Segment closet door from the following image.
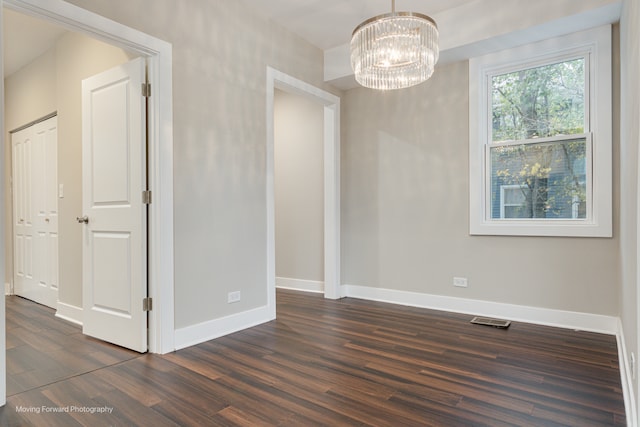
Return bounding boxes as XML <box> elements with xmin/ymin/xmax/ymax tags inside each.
<box><xmin>12</xmin><ymin>116</ymin><xmax>59</xmax><ymax>308</ymax></box>
<box><xmin>12</xmin><ymin>126</ymin><xmax>34</xmax><ymax>299</ymax></box>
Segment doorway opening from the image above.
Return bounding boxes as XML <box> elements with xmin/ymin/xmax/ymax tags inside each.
<box><xmin>0</xmin><ymin>0</ymin><xmax>174</xmax><ymax>405</ymax></box>
<box><xmin>266</xmin><ymin>67</ymin><xmax>341</xmax><ymax>318</ymax></box>
<box><xmin>274</xmin><ymin>89</ymin><xmax>325</xmax><ymax>294</ymax></box>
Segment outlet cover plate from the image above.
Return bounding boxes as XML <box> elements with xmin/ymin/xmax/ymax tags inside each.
<box><xmin>228</xmin><ymin>291</ymin><xmax>241</xmax><ymax>303</ymax></box>
<box><xmin>453</xmin><ymin>277</ymin><xmax>468</xmax><ymax>288</ymax></box>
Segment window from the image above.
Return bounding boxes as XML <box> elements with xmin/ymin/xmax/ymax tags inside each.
<box><xmin>499</xmin><ymin>185</ymin><xmax>527</xmax><ymax>219</ymax></box>
<box><xmin>469</xmin><ymin>25</ymin><xmax>612</xmax><ymax>237</ymax></box>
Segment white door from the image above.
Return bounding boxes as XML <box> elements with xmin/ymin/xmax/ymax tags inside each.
<box><xmin>12</xmin><ymin>116</ymin><xmax>59</xmax><ymax>308</ymax></box>
<box><xmin>12</xmin><ymin>126</ymin><xmax>35</xmax><ymax>300</ymax></box>
<box><xmin>81</xmin><ymin>57</ymin><xmax>148</xmax><ymax>352</ymax></box>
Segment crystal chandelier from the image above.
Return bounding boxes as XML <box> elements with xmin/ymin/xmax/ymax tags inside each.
<box><xmin>350</xmin><ymin>0</ymin><xmax>439</xmax><ymax>90</ymax></box>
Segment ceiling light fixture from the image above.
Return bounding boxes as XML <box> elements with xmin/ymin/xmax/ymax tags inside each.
<box><xmin>350</xmin><ymin>0</ymin><xmax>439</xmax><ymax>90</ymax></box>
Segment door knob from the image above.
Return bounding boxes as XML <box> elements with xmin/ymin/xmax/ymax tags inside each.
<box><xmin>76</xmin><ymin>216</ymin><xmax>89</xmax><ymax>224</ymax></box>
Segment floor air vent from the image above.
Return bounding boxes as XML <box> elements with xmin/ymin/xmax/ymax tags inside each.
<box><xmin>470</xmin><ymin>316</ymin><xmax>511</xmax><ymax>328</ymax></box>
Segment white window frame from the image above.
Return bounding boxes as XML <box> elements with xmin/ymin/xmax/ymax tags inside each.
<box><xmin>469</xmin><ymin>25</ymin><xmax>612</xmax><ymax>237</ymax></box>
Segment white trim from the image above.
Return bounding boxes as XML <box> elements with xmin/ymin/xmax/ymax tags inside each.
<box><xmin>1</xmin><ymin>0</ymin><xmax>175</xmax><ymax>355</ymax></box>
<box><xmin>174</xmin><ymin>305</ymin><xmax>271</xmax><ymax>351</ymax></box>
<box><xmin>342</xmin><ymin>284</ymin><xmax>619</xmax><ymax>335</ymax></box>
<box><xmin>266</xmin><ymin>66</ymin><xmax>341</xmax><ymax>317</ymax></box>
<box><xmin>276</xmin><ymin>277</ymin><xmax>324</xmax><ymax>293</ymax></box>
<box><xmin>4</xmin><ymin>283</ymin><xmax>11</xmax><ymax>296</ymax></box>
<box><xmin>469</xmin><ymin>25</ymin><xmax>612</xmax><ymax>237</ymax></box>
<box><xmin>617</xmin><ymin>320</ymin><xmax>638</xmax><ymax>427</ymax></box>
<box><xmin>55</xmin><ymin>302</ymin><xmax>83</xmax><ymax>326</ymax></box>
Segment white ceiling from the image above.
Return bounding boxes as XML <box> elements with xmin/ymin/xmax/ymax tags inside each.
<box><xmin>239</xmin><ymin>0</ymin><xmax>476</xmax><ymax>50</ymax></box>
<box><xmin>3</xmin><ymin>0</ymin><xmax>622</xmax><ymax>87</ymax></box>
<box><xmin>1</xmin><ymin>0</ymin><xmax>474</xmax><ymax>79</ymax></box>
<box><xmin>2</xmin><ymin>8</ymin><xmax>68</xmax><ymax>77</ymax></box>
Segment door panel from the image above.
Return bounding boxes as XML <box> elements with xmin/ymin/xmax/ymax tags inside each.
<box><xmin>33</xmin><ymin>119</ymin><xmax>59</xmax><ymax>308</ymax></box>
<box><xmin>92</xmin><ymin>232</ymin><xmax>132</xmax><ymax>314</ymax></box>
<box><xmin>12</xmin><ymin>128</ymin><xmax>32</xmax><ymax>294</ymax></box>
<box><xmin>91</xmin><ymin>80</ymin><xmax>131</xmax><ymax>205</ymax></box>
<box><xmin>81</xmin><ymin>57</ymin><xmax>147</xmax><ymax>353</ymax></box>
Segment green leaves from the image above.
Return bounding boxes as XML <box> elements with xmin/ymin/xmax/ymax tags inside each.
<box><xmin>491</xmin><ymin>58</ymin><xmax>585</xmax><ymax>142</ymax></box>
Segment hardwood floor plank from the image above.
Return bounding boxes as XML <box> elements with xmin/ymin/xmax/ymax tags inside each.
<box><xmin>119</xmin><ymin>358</ymin><xmax>230</xmax><ymax>415</ymax></box>
<box><xmin>530</xmin><ymin>402</ymin><xmax>622</xmax><ymax>427</ymax></box>
<box><xmin>65</xmin><ymin>374</ymin><xmax>118</xmax><ymax>400</ymax></box>
<box><xmin>151</xmin><ymin>398</ymin><xmax>229</xmax><ymax>427</ymax></box>
<box><xmin>162</xmin><ymin>345</ymin><xmax>233</xmax><ymax>380</ymax></box>
<box><xmin>91</xmin><ymin>363</ymin><xmax>168</xmax><ymax>408</ymax></box>
<box><xmin>91</xmin><ymin>389</ymin><xmax>180</xmax><ymax>427</ymax></box>
<box><xmin>389</xmin><ymin>390</ymin><xmax>517</xmax><ymax>427</ymax></box>
<box><xmin>217</xmin><ymin>405</ymin><xmax>281</xmax><ymax>427</ymax></box>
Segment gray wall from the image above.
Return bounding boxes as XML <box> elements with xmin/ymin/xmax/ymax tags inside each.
<box><xmin>620</xmin><ymin>0</ymin><xmax>640</xmax><ymax>409</ymax></box>
<box><xmin>274</xmin><ymin>89</ymin><xmax>324</xmax><ymax>283</ymax></box>
<box><xmin>64</xmin><ymin>0</ymin><xmax>335</xmax><ymax>329</ymax></box>
<box><xmin>341</xmin><ymin>56</ymin><xmax>620</xmax><ymax>316</ymax></box>
<box><xmin>4</xmin><ymin>31</ymin><xmax>134</xmax><ymax>309</ymax></box>
<box><xmin>58</xmin><ymin>1</ymin><xmax>627</xmax><ymax>340</ymax></box>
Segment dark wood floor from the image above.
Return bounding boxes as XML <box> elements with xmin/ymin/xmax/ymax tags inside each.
<box><xmin>0</xmin><ymin>290</ymin><xmax>626</xmax><ymax>426</ymax></box>
<box><xmin>4</xmin><ymin>296</ymin><xmax>139</xmax><ymax>397</ymax></box>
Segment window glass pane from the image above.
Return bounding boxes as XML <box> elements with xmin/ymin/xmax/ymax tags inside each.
<box><xmin>490</xmin><ymin>138</ymin><xmax>587</xmax><ymax>219</ymax></box>
<box><xmin>492</xmin><ymin>58</ymin><xmax>585</xmax><ymax>142</ymax></box>
<box><xmin>504</xmin><ymin>205</ymin><xmax>529</xmax><ymax>219</ymax></box>
<box><xmin>503</xmin><ymin>187</ymin><xmax>525</xmax><ymax>205</ymax></box>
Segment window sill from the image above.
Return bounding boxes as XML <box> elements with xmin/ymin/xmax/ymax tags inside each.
<box><xmin>470</xmin><ymin>219</ymin><xmax>612</xmax><ymax>238</ymax></box>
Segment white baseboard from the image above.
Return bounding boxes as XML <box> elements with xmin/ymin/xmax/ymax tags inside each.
<box><xmin>341</xmin><ymin>284</ymin><xmax>619</xmax><ymax>335</ymax></box>
<box><xmin>174</xmin><ymin>305</ymin><xmax>273</xmax><ymax>350</ymax></box>
<box><xmin>5</xmin><ymin>282</ymin><xmax>12</xmax><ymax>296</ymax></box>
<box><xmin>617</xmin><ymin>320</ymin><xmax>638</xmax><ymax>427</ymax></box>
<box><xmin>276</xmin><ymin>277</ymin><xmax>324</xmax><ymax>293</ymax></box>
<box><xmin>55</xmin><ymin>302</ymin><xmax>83</xmax><ymax>326</ymax></box>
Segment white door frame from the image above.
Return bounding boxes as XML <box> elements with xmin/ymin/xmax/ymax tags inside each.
<box><xmin>0</xmin><ymin>0</ymin><xmax>174</xmax><ymax>368</ymax></box>
<box><xmin>266</xmin><ymin>67</ymin><xmax>341</xmax><ymax>318</ymax></box>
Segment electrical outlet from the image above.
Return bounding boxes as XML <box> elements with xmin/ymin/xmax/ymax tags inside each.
<box><xmin>227</xmin><ymin>291</ymin><xmax>241</xmax><ymax>303</ymax></box>
<box><xmin>632</xmin><ymin>352</ymin><xmax>636</xmax><ymax>380</ymax></box>
<box><xmin>453</xmin><ymin>277</ymin><xmax>468</xmax><ymax>288</ymax></box>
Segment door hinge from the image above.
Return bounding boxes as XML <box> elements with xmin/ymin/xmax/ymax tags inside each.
<box><xmin>143</xmin><ymin>297</ymin><xmax>153</xmax><ymax>312</ymax></box>
<box><xmin>142</xmin><ymin>190</ymin><xmax>152</xmax><ymax>205</ymax></box>
<box><xmin>141</xmin><ymin>82</ymin><xmax>151</xmax><ymax>97</ymax></box>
